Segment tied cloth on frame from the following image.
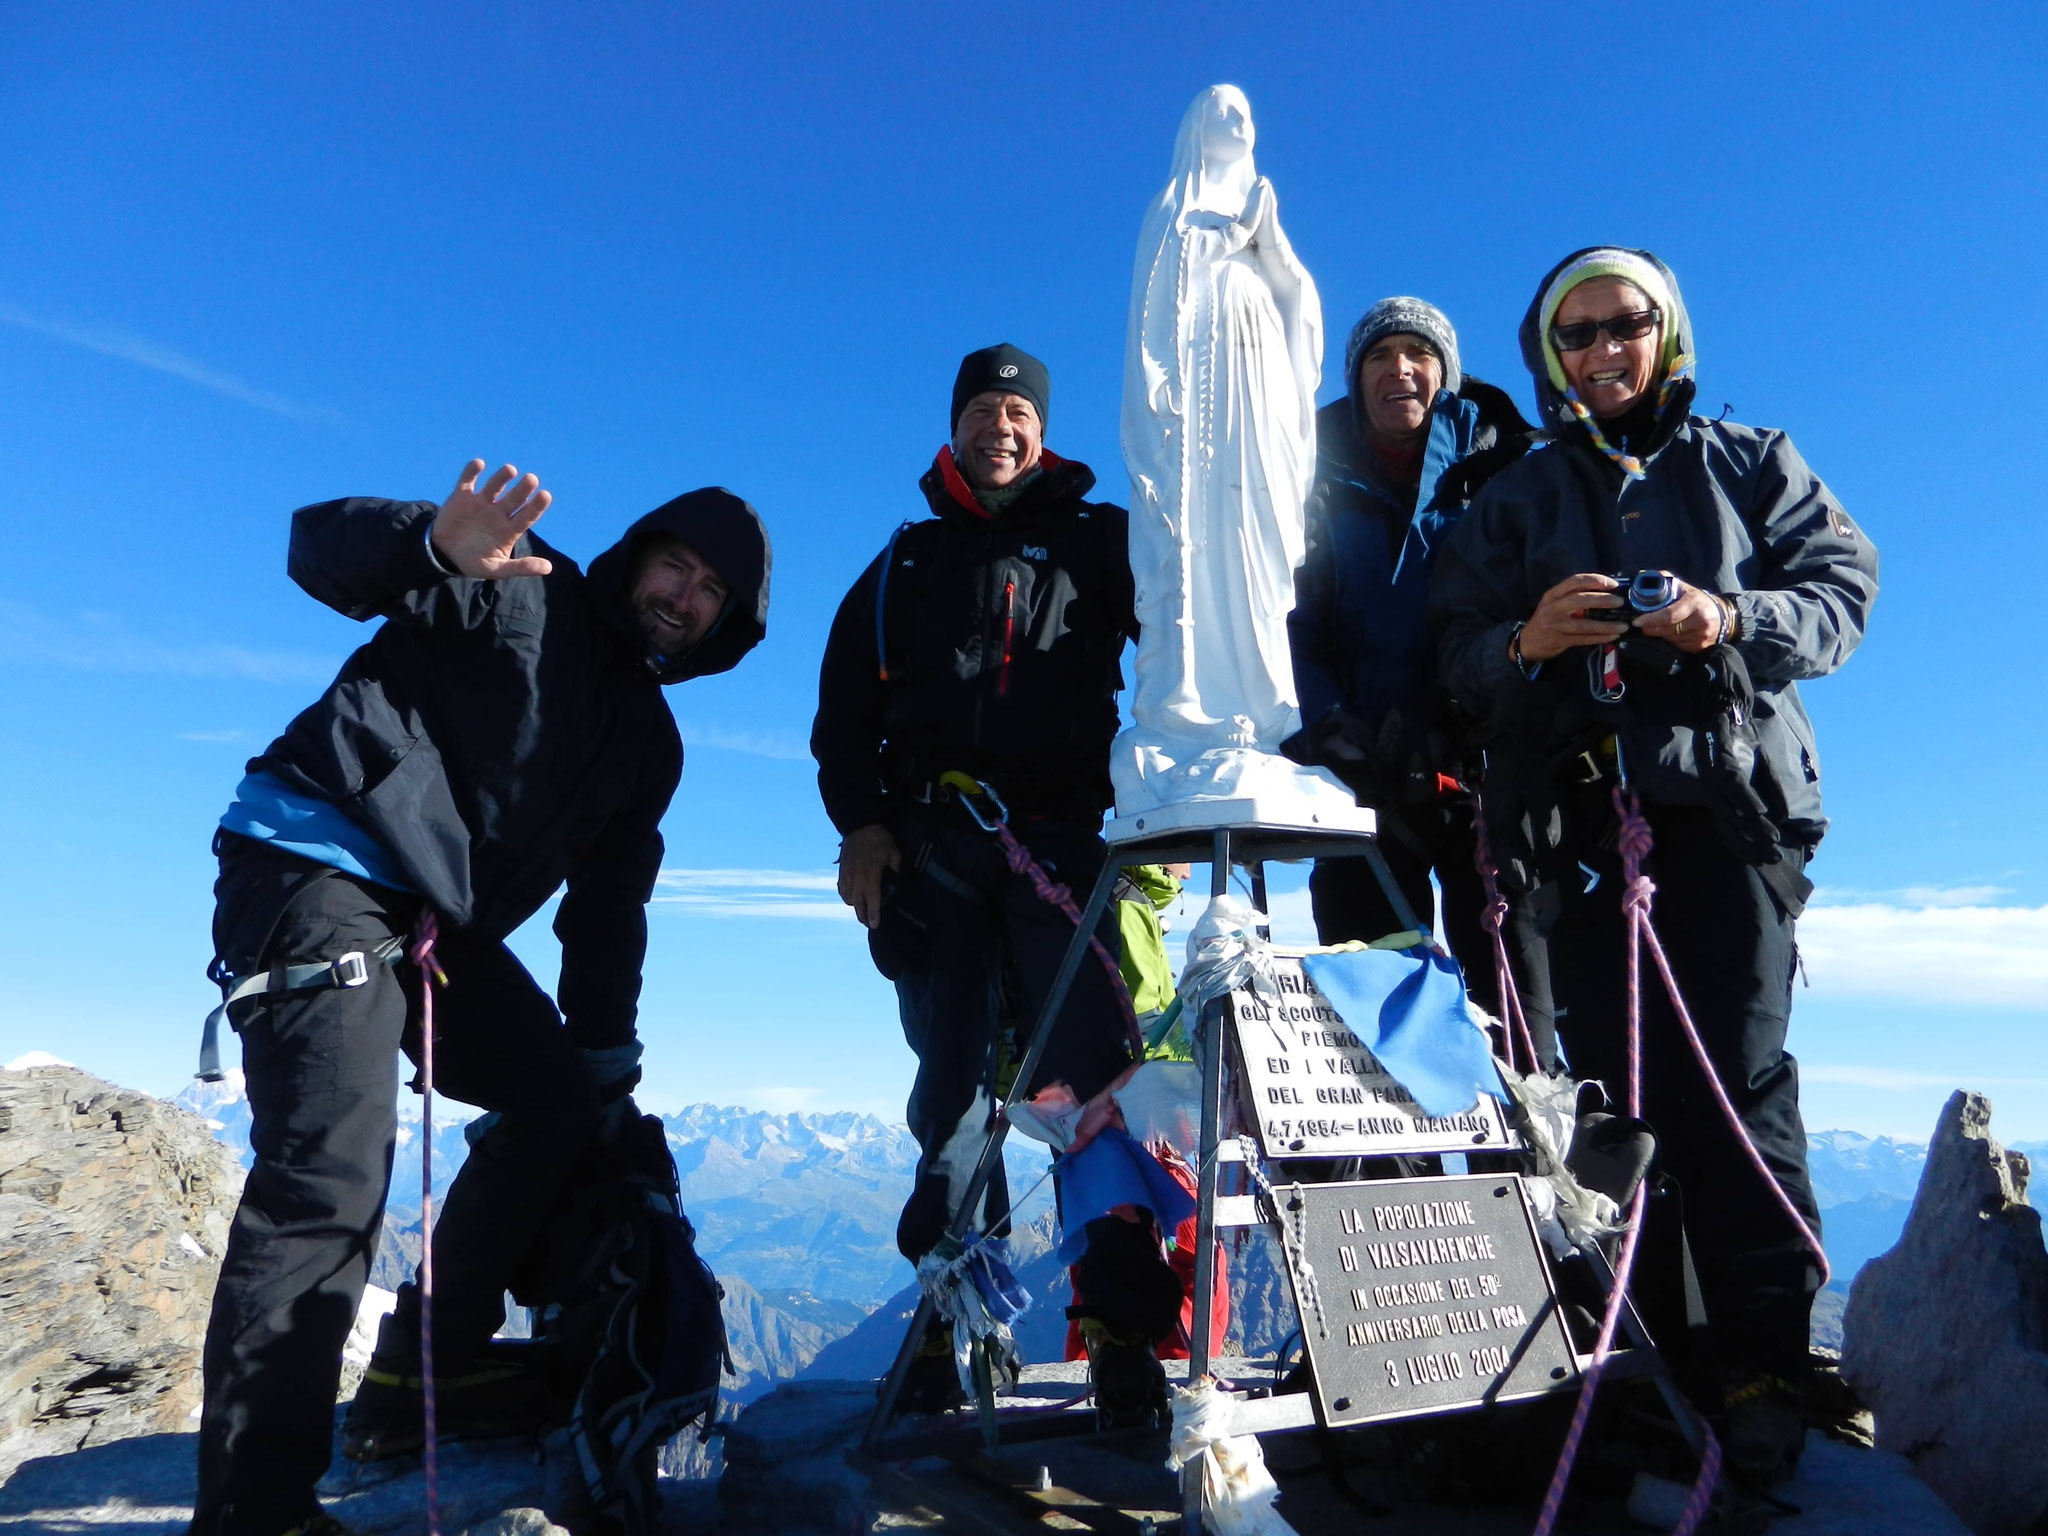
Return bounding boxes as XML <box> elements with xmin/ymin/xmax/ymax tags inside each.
<box><xmin>1299</xmin><ymin>947</ymin><xmax>1501</xmax><ymax>1119</ymax></box>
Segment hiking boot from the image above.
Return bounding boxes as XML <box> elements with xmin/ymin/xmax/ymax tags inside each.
<box><xmin>277</xmin><ymin>1514</ymin><xmax>356</xmax><ymax>1536</ymax></box>
<box><xmin>885</xmin><ymin>1320</ymin><xmax>966</xmax><ymax>1417</ymax></box>
<box><xmin>341</xmin><ymin>1352</ymin><xmax>553</xmax><ymax>1461</ymax></box>
<box><xmin>1719</xmin><ymin>1368</ymin><xmax>1807</xmax><ymax>1490</ymax></box>
<box><xmin>1080</xmin><ymin>1319</ymin><xmax>1167</xmax><ymax>1431</ymax></box>
<box><xmin>187</xmin><ymin>1507</ymin><xmax>355</xmax><ymax>1536</ymax></box>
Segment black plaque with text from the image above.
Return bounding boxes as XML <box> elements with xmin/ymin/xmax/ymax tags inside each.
<box><xmin>1282</xmin><ymin>1174</ymin><xmax>1579</xmax><ymax>1427</ymax></box>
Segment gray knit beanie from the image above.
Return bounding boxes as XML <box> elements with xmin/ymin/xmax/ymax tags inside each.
<box><xmin>1344</xmin><ymin>296</ymin><xmax>1462</xmax><ymax>398</ymax></box>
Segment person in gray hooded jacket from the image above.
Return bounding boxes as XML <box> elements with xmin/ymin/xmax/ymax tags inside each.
<box><xmin>1431</xmin><ymin>247</ymin><xmax>1877</xmax><ymax>1485</ymax></box>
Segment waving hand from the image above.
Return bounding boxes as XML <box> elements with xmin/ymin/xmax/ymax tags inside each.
<box><xmin>429</xmin><ymin>459</ymin><xmax>555</xmax><ymax>579</ymax></box>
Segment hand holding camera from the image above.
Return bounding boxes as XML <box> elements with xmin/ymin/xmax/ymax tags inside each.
<box><xmin>1516</xmin><ymin>569</ymin><xmax>1727</xmax><ymax>665</ymax></box>
<box><xmin>1619</xmin><ymin>570</ymin><xmax>1729</xmax><ymax>655</ymax></box>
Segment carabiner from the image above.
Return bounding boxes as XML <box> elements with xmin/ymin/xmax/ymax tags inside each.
<box><xmin>937</xmin><ymin>770</ymin><xmax>1009</xmax><ymax>832</ymax></box>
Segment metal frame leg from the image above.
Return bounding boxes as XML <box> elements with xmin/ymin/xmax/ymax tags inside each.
<box><xmin>1360</xmin><ymin>835</ymin><xmax>1428</xmax><ymax>938</ymax></box>
<box><xmin>1181</xmin><ymin>830</ymin><xmax>1233</xmax><ymax>1528</ymax></box>
<box><xmin>863</xmin><ymin>855</ymin><xmax>1125</xmax><ymax>1451</ymax></box>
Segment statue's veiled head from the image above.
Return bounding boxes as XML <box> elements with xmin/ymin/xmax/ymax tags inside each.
<box><xmin>1169</xmin><ymin>84</ymin><xmax>1257</xmax><ymax>217</ymax></box>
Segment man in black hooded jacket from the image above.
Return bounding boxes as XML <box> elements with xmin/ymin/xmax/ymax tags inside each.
<box><xmin>192</xmin><ymin>460</ymin><xmax>770</xmax><ymax>1536</ymax></box>
<box><xmin>813</xmin><ymin>347</ymin><xmax>1180</xmax><ymax>1423</ymax></box>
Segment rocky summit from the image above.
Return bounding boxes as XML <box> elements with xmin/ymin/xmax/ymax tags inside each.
<box><xmin>0</xmin><ymin>1061</ymin><xmax>245</xmax><ymax>1481</ymax></box>
<box><xmin>1843</xmin><ymin>1090</ymin><xmax>2048</xmax><ymax>1536</ymax></box>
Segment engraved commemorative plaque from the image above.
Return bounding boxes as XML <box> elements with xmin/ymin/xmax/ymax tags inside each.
<box><xmin>1281</xmin><ymin>1174</ymin><xmax>1579</xmax><ymax>1427</ymax></box>
<box><xmin>1231</xmin><ymin>953</ymin><xmax>1515</xmax><ymax>1159</ymax></box>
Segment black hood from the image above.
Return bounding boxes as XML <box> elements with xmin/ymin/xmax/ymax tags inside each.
<box><xmin>1517</xmin><ymin>246</ymin><xmax>1697</xmax><ymax>442</ymax></box>
<box><xmin>586</xmin><ymin>487</ymin><xmax>771</xmax><ymax>684</ymax></box>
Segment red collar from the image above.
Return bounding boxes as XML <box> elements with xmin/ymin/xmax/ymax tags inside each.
<box><xmin>934</xmin><ymin>445</ymin><xmax>1064</xmax><ymax>517</ymax></box>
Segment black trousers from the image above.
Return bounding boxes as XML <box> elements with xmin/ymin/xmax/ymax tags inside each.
<box><xmin>884</xmin><ymin>811</ymin><xmax>1133</xmax><ymax>1263</ymax></box>
<box><xmin>1549</xmin><ymin>805</ymin><xmax>1821</xmax><ymax>1375</ymax></box>
<box><xmin>1309</xmin><ymin>798</ymin><xmax>1559</xmax><ymax>1072</ymax></box>
<box><xmin>194</xmin><ymin>835</ymin><xmax>600</xmax><ymax>1535</ymax></box>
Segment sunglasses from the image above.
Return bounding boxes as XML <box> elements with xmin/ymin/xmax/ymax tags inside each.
<box><xmin>1550</xmin><ymin>308</ymin><xmax>1662</xmax><ymax>353</ymax></box>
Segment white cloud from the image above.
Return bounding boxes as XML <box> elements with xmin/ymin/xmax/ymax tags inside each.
<box><xmin>5</xmin><ymin>1050</ymin><xmax>75</xmax><ymax>1070</ymax></box>
<box><xmin>1166</xmin><ymin>877</ymin><xmax>2048</xmax><ymax>1013</ymax></box>
<box><xmin>0</xmin><ymin>602</ymin><xmax>340</xmax><ymax>687</ymax></box>
<box><xmin>1801</xmin><ymin>1064</ymin><xmax>2048</xmax><ymax>1091</ymax></box>
<box><xmin>1813</xmin><ymin>883</ymin><xmax>2015</xmax><ymax>909</ymax></box>
<box><xmin>1795</xmin><ymin>900</ymin><xmax>2048</xmax><ymax>1010</ymax></box>
<box><xmin>651</xmin><ymin>867</ymin><xmax>848</xmax><ymax>920</ymax></box>
<box><xmin>678</xmin><ymin>723</ymin><xmax>810</xmax><ymax>761</ymax></box>
<box><xmin>656</xmin><ymin>869</ymin><xmax>838</xmax><ymax>891</ymax></box>
<box><xmin>0</xmin><ymin>299</ymin><xmax>348</xmax><ymax>428</ymax></box>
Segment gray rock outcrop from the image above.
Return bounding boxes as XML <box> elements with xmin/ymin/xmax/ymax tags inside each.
<box><xmin>716</xmin><ymin>1379</ymin><xmax>881</xmax><ymax>1533</ymax></box>
<box><xmin>0</xmin><ymin>1063</ymin><xmax>245</xmax><ymax>1480</ymax></box>
<box><xmin>1842</xmin><ymin>1090</ymin><xmax>2048</xmax><ymax>1536</ymax></box>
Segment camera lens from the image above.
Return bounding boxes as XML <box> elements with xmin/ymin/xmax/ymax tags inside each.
<box><xmin>1628</xmin><ymin>570</ymin><xmax>1678</xmax><ymax>613</ymax></box>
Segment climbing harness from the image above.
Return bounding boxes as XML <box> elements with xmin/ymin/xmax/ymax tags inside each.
<box><xmin>197</xmin><ymin>936</ymin><xmax>405</xmax><ymax>1082</ymax></box>
<box><xmin>410</xmin><ymin>911</ymin><xmax>449</xmax><ymax>1536</ymax></box>
<box><xmin>936</xmin><ymin>771</ymin><xmax>1144</xmax><ymax>1057</ymax></box>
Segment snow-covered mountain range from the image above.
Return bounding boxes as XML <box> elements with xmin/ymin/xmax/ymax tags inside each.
<box><xmin>164</xmin><ymin>1071</ymin><xmax>1060</xmax><ymax>1400</ymax></box>
<box><xmin>128</xmin><ymin>1061</ymin><xmax>2048</xmax><ymax>1393</ymax></box>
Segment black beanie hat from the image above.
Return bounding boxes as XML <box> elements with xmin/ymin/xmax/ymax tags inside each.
<box><xmin>951</xmin><ymin>343</ymin><xmax>1050</xmax><ymax>433</ymax></box>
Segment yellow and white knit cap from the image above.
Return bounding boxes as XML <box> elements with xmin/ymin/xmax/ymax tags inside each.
<box><xmin>1536</xmin><ymin>249</ymin><xmax>1680</xmax><ymax>393</ymax></box>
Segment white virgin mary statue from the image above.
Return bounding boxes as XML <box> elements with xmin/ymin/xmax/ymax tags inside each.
<box><xmin>1109</xmin><ymin>85</ymin><xmax>1366</xmax><ymax>834</ymax></box>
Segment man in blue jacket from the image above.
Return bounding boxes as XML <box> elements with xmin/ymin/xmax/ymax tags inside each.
<box><xmin>192</xmin><ymin>461</ymin><xmax>770</xmax><ymax>1536</ymax></box>
<box><xmin>1287</xmin><ymin>298</ymin><xmax>1554</xmax><ymax>1064</ymax></box>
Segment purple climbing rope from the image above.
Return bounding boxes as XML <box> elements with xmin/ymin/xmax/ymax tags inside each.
<box><xmin>1531</xmin><ymin>776</ymin><xmax>1858</xmax><ymax>1534</ymax></box>
<box><xmin>1610</xmin><ymin>787</ymin><xmax>1831</xmax><ymax>1288</ymax></box>
<box><xmin>1469</xmin><ymin>796</ymin><xmax>1543</xmax><ymax>1075</ymax></box>
<box><xmin>988</xmin><ymin>819</ymin><xmax>1145</xmax><ymax>1059</ymax></box>
<box><xmin>938</xmin><ymin>771</ymin><xmax>1142</xmax><ymax>1059</ymax></box>
<box><xmin>1528</xmin><ymin>790</ymin><xmax>1725</xmax><ymax>1536</ymax></box>
<box><xmin>409</xmin><ymin>911</ymin><xmax>449</xmax><ymax>1536</ymax></box>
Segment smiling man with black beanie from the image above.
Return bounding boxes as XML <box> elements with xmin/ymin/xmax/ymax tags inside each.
<box><xmin>813</xmin><ymin>346</ymin><xmax>1192</xmax><ymax>1427</ymax></box>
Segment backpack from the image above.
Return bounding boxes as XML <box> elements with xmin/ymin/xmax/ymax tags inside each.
<box><xmin>509</xmin><ymin>1111</ymin><xmax>732</xmax><ymax>1535</ymax></box>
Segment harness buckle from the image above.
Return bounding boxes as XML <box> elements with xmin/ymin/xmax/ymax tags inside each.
<box><xmin>938</xmin><ymin>771</ymin><xmax>1009</xmax><ymax>832</ymax></box>
<box><xmin>332</xmin><ymin>951</ymin><xmax>370</xmax><ymax>989</ymax></box>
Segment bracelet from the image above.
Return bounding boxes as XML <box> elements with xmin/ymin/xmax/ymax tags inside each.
<box><xmin>1714</xmin><ymin>594</ymin><xmax>1740</xmax><ymax>645</ymax></box>
<box><xmin>423</xmin><ymin>519</ymin><xmax>459</xmax><ymax>577</ymax></box>
<box><xmin>1508</xmin><ymin>621</ymin><xmax>1544</xmax><ymax>681</ymax></box>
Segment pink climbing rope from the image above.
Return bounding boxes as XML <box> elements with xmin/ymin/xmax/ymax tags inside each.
<box><xmin>1529</xmin><ymin>786</ymin><xmax>1723</xmax><ymax>1536</ymax></box>
<box><xmin>1611</xmin><ymin>787</ymin><xmax>1830</xmax><ymax>1288</ymax></box>
<box><xmin>410</xmin><ymin>911</ymin><xmax>449</xmax><ymax>1536</ymax></box>
<box><xmin>986</xmin><ymin>820</ymin><xmax>1145</xmax><ymax>1059</ymax></box>
<box><xmin>1530</xmin><ymin>778</ymin><xmax>1846</xmax><ymax>1534</ymax></box>
<box><xmin>1469</xmin><ymin>797</ymin><xmax>1543</xmax><ymax>1075</ymax></box>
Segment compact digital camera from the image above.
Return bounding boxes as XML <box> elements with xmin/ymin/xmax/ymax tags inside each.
<box><xmin>1610</xmin><ymin>568</ymin><xmax>1680</xmax><ymax>617</ymax></box>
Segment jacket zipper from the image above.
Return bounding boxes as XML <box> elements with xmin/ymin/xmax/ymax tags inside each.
<box><xmin>997</xmin><ymin>579</ymin><xmax>1015</xmax><ymax>698</ymax></box>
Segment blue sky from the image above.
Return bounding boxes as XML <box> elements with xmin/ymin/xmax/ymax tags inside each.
<box><xmin>2</xmin><ymin>2</ymin><xmax>2043</xmax><ymax>1141</ymax></box>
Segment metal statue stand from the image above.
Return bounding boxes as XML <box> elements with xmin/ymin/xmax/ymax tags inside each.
<box><xmin>852</xmin><ymin>815</ymin><xmax>1699</xmax><ymax>1534</ymax></box>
